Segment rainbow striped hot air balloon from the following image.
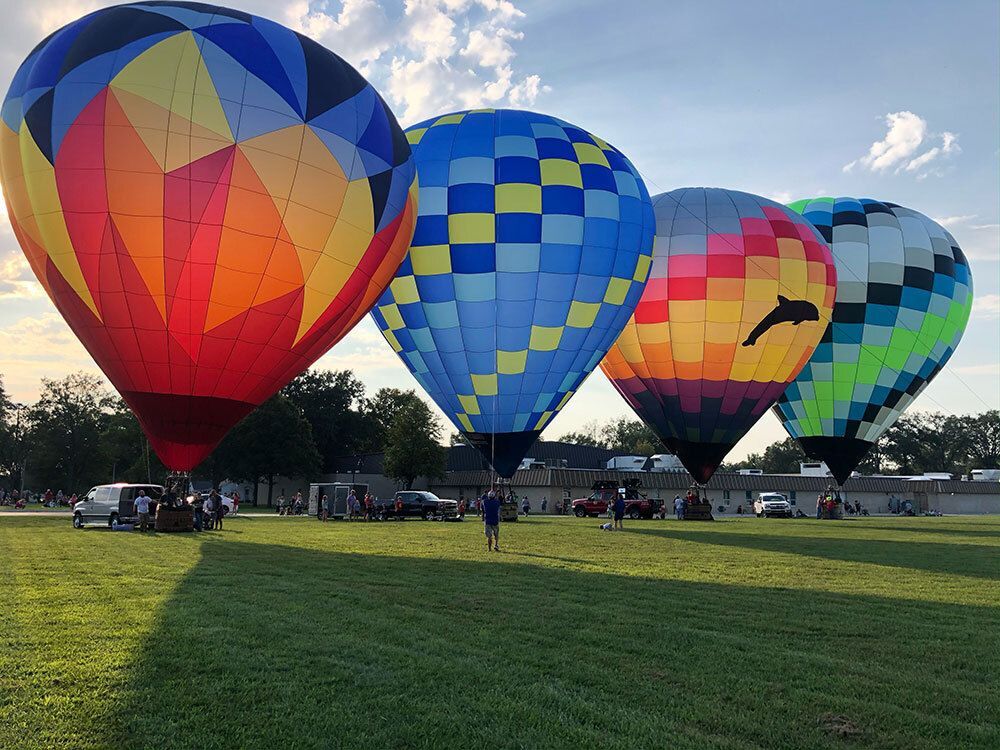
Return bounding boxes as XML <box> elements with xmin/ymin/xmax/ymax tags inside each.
<box><xmin>0</xmin><ymin>2</ymin><xmax>416</xmax><ymax>470</ymax></box>
<box><xmin>601</xmin><ymin>188</ymin><xmax>837</xmax><ymax>483</ymax></box>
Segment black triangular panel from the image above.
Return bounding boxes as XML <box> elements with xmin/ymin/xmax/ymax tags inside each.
<box><xmin>300</xmin><ymin>35</ymin><xmax>368</xmax><ymax>121</ymax></box>
<box><xmin>24</xmin><ymin>88</ymin><xmax>55</xmax><ymax>165</ymax></box>
<box><xmin>59</xmin><ymin>7</ymin><xmax>188</xmax><ymax>77</ymax></box>
<box><xmin>368</xmin><ymin>170</ymin><xmax>392</xmax><ymax>230</ymax></box>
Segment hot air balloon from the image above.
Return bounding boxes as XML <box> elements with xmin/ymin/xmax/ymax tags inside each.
<box><xmin>601</xmin><ymin>188</ymin><xmax>837</xmax><ymax>483</ymax></box>
<box><xmin>371</xmin><ymin>109</ymin><xmax>655</xmax><ymax>477</ymax></box>
<box><xmin>0</xmin><ymin>3</ymin><xmax>417</xmax><ymax>471</ymax></box>
<box><xmin>773</xmin><ymin>197</ymin><xmax>973</xmax><ymax>485</ymax></box>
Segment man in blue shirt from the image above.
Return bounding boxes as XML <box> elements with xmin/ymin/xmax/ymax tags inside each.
<box><xmin>483</xmin><ymin>490</ymin><xmax>502</xmax><ymax>552</ymax></box>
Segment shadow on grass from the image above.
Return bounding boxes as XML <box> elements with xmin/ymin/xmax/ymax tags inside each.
<box><xmin>629</xmin><ymin>527</ymin><xmax>1000</xmax><ymax>581</ymax></box>
<box><xmin>849</xmin><ymin>522</ymin><xmax>1000</xmax><ymax>540</ymax></box>
<box><xmin>103</xmin><ymin>538</ymin><xmax>1000</xmax><ymax>750</ymax></box>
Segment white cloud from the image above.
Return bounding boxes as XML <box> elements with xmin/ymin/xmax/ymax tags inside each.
<box><xmin>954</xmin><ymin>362</ymin><xmax>1000</xmax><ymax>376</ymax></box>
<box><xmin>843</xmin><ymin>112</ymin><xmax>959</xmax><ymax>178</ymax></box>
<box><xmin>0</xmin><ymin>0</ymin><xmax>547</xmax><ymax>130</ymax></box>
<box><xmin>0</xmin><ymin>312</ymin><xmax>104</xmax><ymax>400</ymax></box>
<box><xmin>972</xmin><ymin>293</ymin><xmax>1000</xmax><ymax>319</ymax></box>
<box><xmin>932</xmin><ymin>214</ymin><xmax>977</xmax><ymax>228</ymax></box>
<box><xmin>0</xmin><ymin>252</ymin><xmax>44</xmax><ymax>301</ymax></box>
<box><xmin>960</xmin><ymin>223</ymin><xmax>1000</xmax><ymax>262</ymax></box>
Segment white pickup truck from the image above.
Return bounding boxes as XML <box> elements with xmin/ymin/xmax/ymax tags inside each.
<box><xmin>753</xmin><ymin>492</ymin><xmax>793</xmax><ymax>518</ymax></box>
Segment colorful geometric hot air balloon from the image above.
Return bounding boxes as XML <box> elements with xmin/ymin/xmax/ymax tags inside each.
<box><xmin>601</xmin><ymin>188</ymin><xmax>837</xmax><ymax>483</ymax></box>
<box><xmin>371</xmin><ymin>109</ymin><xmax>655</xmax><ymax>477</ymax></box>
<box><xmin>0</xmin><ymin>3</ymin><xmax>417</xmax><ymax>471</ymax></box>
<box><xmin>773</xmin><ymin>197</ymin><xmax>973</xmax><ymax>485</ymax></box>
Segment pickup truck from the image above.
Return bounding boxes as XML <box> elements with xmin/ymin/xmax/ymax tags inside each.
<box><xmin>571</xmin><ymin>480</ymin><xmax>662</xmax><ymax>519</ymax></box>
<box><xmin>375</xmin><ymin>491</ymin><xmax>459</xmax><ymax>520</ymax></box>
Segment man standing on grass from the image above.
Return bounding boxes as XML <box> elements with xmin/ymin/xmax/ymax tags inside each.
<box><xmin>133</xmin><ymin>490</ymin><xmax>150</xmax><ymax>533</ymax></box>
<box><xmin>483</xmin><ymin>490</ymin><xmax>501</xmax><ymax>552</ymax></box>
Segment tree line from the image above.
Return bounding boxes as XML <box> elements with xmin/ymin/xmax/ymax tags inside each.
<box><xmin>558</xmin><ymin>411</ymin><xmax>1000</xmax><ymax>478</ymax></box>
<box><xmin>0</xmin><ymin>371</ymin><xmax>447</xmax><ymax>504</ymax></box>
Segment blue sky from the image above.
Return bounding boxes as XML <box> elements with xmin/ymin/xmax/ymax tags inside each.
<box><xmin>0</xmin><ymin>0</ymin><xmax>996</xmax><ymax>459</ymax></box>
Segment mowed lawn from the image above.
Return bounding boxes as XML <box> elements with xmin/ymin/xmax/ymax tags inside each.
<box><xmin>1</xmin><ymin>513</ymin><xmax>999</xmax><ymax>750</ymax></box>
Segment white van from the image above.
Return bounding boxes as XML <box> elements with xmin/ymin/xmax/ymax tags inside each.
<box><xmin>72</xmin><ymin>483</ymin><xmax>164</xmax><ymax>529</ymax></box>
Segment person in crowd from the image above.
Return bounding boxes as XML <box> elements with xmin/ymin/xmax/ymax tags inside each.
<box><xmin>394</xmin><ymin>493</ymin><xmax>404</xmax><ymax>519</ymax></box>
<box><xmin>365</xmin><ymin>493</ymin><xmax>375</xmax><ymax>521</ymax></box>
<box><xmin>44</xmin><ymin>488</ymin><xmax>53</xmax><ymax>505</ymax></box>
<box><xmin>674</xmin><ymin>494</ymin><xmax>684</xmax><ymax>521</ymax></box>
<box><xmin>736</xmin><ymin>504</ymin><xmax>743</xmax><ymax>515</ymax></box>
<box><xmin>483</xmin><ymin>490</ymin><xmax>501</xmax><ymax>552</ymax></box>
<box><xmin>613</xmin><ymin>490</ymin><xmax>626</xmax><ymax>530</ymax></box>
<box><xmin>458</xmin><ymin>498</ymin><xmax>466</xmax><ymax>519</ymax></box>
<box><xmin>191</xmin><ymin>492</ymin><xmax>205</xmax><ymax>531</ymax></box>
<box><xmin>292</xmin><ymin>494</ymin><xmax>303</xmax><ymax>516</ymax></box>
<box><xmin>275</xmin><ymin>493</ymin><xmax>285</xmax><ymax>514</ymax></box>
<box><xmin>210</xmin><ymin>489</ymin><xmax>224</xmax><ymax>530</ymax></box>
<box><xmin>541</xmin><ymin>497</ymin><xmax>547</xmax><ymax>513</ymax></box>
<box><xmin>521</xmin><ymin>497</ymin><xmax>530</xmax><ymax>516</ymax></box>
<box><xmin>347</xmin><ymin>489</ymin><xmax>357</xmax><ymax>520</ymax></box>
<box><xmin>321</xmin><ymin>494</ymin><xmax>329</xmax><ymax>522</ymax></box>
<box><xmin>231</xmin><ymin>489</ymin><xmax>240</xmax><ymax>516</ymax></box>
<box><xmin>854</xmin><ymin>500</ymin><xmax>861</xmax><ymax>515</ymax></box>
<box><xmin>816</xmin><ymin>494</ymin><xmax>824</xmax><ymax>519</ymax></box>
<box><xmin>133</xmin><ymin>489</ymin><xmax>151</xmax><ymax>533</ymax></box>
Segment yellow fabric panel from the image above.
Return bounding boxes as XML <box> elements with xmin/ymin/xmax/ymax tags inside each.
<box><xmin>384</xmin><ymin>329</ymin><xmax>402</xmax><ymax>353</ymax></box>
<box><xmin>668</xmin><ymin>300</ymin><xmax>706</xmax><ymax>324</ymax></box>
<box><xmin>633</xmin><ymin>254</ymin><xmax>651</xmax><ymax>282</ymax></box>
<box><xmin>704</xmin><ymin>299</ymin><xmax>744</xmax><ymax>324</ymax></box>
<box><xmin>18</xmin><ymin>123</ymin><xmax>98</xmax><ymax>318</ymax></box>
<box><xmin>295</xmin><ymin>178</ymin><xmax>376</xmax><ymax>343</ymax></box>
<box><xmin>389</xmin><ymin>274</ymin><xmax>420</xmax><ymax>305</ymax></box>
<box><xmin>539</xmin><ymin>159</ymin><xmax>582</xmax><ymax>188</ymax></box>
<box><xmin>164</xmin><ymin>112</ymin><xmax>233</xmax><ymax>173</ymax></box>
<box><xmin>434</xmin><ymin>113</ymin><xmax>466</xmax><ymax>126</ymax></box>
<box><xmin>410</xmin><ymin>244</ymin><xmax>451</xmax><ymax>275</ymax></box>
<box><xmin>497</xmin><ymin>349</ymin><xmax>527</xmax><ymax>374</ymax></box>
<box><xmin>603</xmin><ymin>277</ymin><xmax>630</xmax><ymax>304</ymax></box>
<box><xmin>1</xmin><ymin>124</ymin><xmax>49</xmax><ymax>292</ymax></box>
<box><xmin>495</xmin><ymin>183</ymin><xmax>541</xmax><ymax>213</ymax></box>
<box><xmin>109</xmin><ymin>88</ymin><xmax>171</xmax><ymax>170</ymax></box>
<box><xmin>448</xmin><ymin>213</ymin><xmax>495</xmax><ymax>244</ymax></box>
<box><xmin>572</xmin><ymin>142</ymin><xmax>609</xmax><ymax>167</ymax></box>
<box><xmin>529</xmin><ymin>325</ymin><xmax>563</xmax><ymax>351</ymax></box>
<box><xmin>636</xmin><ymin>322</ymin><xmax>669</xmax><ymax>345</ymax></box>
<box><xmin>379</xmin><ymin>303</ymin><xmax>404</xmax><ymax>330</ymax></box>
<box><xmin>111</xmin><ymin>31</ymin><xmax>233</xmax><ymax>141</ymax></box>
<box><xmin>567</xmin><ymin>300</ymin><xmax>600</xmax><ymax>328</ymax></box>
<box><xmin>457</xmin><ymin>413</ymin><xmax>474</xmax><ymax>432</ymax></box>
<box><xmin>471</xmin><ymin>373</ymin><xmax>498</xmax><ymax>396</ymax></box>
<box><xmin>458</xmin><ymin>394</ymin><xmax>480</xmax><ymax>415</ymax></box>
<box><xmin>534</xmin><ymin>411</ymin><xmax>554</xmax><ymax>430</ymax></box>
<box><xmin>406</xmin><ymin>128</ymin><xmax>427</xmax><ymax>145</ymax></box>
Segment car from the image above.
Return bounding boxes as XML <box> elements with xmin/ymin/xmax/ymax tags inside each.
<box><xmin>72</xmin><ymin>483</ymin><xmax>164</xmax><ymax>529</ymax></box>
<box><xmin>754</xmin><ymin>492</ymin><xmax>793</xmax><ymax>518</ymax></box>
<box><xmin>571</xmin><ymin>480</ymin><xmax>661</xmax><ymax>519</ymax></box>
<box><xmin>376</xmin><ymin>491</ymin><xmax>459</xmax><ymax>520</ymax></box>
<box><xmin>187</xmin><ymin>492</ymin><xmax>235</xmax><ymax>515</ymax></box>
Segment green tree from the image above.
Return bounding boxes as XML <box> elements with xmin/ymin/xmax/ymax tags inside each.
<box><xmin>0</xmin><ymin>376</ymin><xmax>19</xmax><ymax>485</ymax></box>
<box><xmin>741</xmin><ymin>438</ymin><xmax>807</xmax><ymax>474</ymax></box>
<box><xmin>963</xmin><ymin>411</ymin><xmax>1000</xmax><ymax>472</ymax></box>
<box><xmin>382</xmin><ymin>396</ymin><xmax>446</xmax><ymax>489</ymax></box>
<box><xmin>213</xmin><ymin>394</ymin><xmax>321</xmax><ymax>506</ymax></box>
<box><xmin>27</xmin><ymin>373</ymin><xmax>114</xmax><ymax>493</ymax></box>
<box><xmin>282</xmin><ymin>370</ymin><xmax>367</xmax><ymax>470</ymax></box>
<box><xmin>882</xmin><ymin>412</ymin><xmax>969</xmax><ymax>475</ymax></box>
<box><xmin>558</xmin><ymin>417</ymin><xmax>661</xmax><ymax>455</ymax></box>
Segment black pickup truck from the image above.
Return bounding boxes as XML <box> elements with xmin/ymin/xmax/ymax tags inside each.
<box><xmin>374</xmin><ymin>491</ymin><xmax>460</xmax><ymax>520</ymax></box>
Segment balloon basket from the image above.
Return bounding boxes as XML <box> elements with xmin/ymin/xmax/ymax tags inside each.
<box><xmin>682</xmin><ymin>501</ymin><xmax>714</xmax><ymax>521</ymax></box>
<box><xmin>154</xmin><ymin>504</ymin><xmax>194</xmax><ymax>532</ymax></box>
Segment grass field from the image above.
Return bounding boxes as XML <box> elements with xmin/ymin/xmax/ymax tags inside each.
<box><xmin>1</xmin><ymin>513</ymin><xmax>998</xmax><ymax>749</ymax></box>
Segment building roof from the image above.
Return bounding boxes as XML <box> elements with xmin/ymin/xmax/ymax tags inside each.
<box><xmin>446</xmin><ymin>441</ymin><xmax>621</xmax><ymax>471</ymax></box>
<box><xmin>431</xmin><ymin>468</ymin><xmax>1000</xmax><ymax>496</ymax></box>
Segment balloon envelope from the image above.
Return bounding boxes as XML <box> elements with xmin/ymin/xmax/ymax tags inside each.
<box><xmin>0</xmin><ymin>3</ymin><xmax>416</xmax><ymax>470</ymax></box>
<box><xmin>601</xmin><ymin>188</ymin><xmax>837</xmax><ymax>483</ymax></box>
<box><xmin>372</xmin><ymin>109</ymin><xmax>655</xmax><ymax>477</ymax></box>
<box><xmin>773</xmin><ymin>197</ymin><xmax>973</xmax><ymax>484</ymax></box>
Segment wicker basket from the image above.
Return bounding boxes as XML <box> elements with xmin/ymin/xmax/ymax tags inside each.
<box><xmin>154</xmin><ymin>505</ymin><xmax>194</xmax><ymax>532</ymax></box>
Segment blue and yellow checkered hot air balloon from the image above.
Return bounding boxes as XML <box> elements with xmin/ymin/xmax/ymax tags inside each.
<box><xmin>371</xmin><ymin>109</ymin><xmax>655</xmax><ymax>477</ymax></box>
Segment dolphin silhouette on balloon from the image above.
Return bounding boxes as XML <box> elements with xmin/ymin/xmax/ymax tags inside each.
<box><xmin>601</xmin><ymin>187</ymin><xmax>837</xmax><ymax>483</ymax></box>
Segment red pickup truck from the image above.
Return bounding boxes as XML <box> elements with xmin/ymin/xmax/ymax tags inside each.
<box><xmin>571</xmin><ymin>481</ymin><xmax>661</xmax><ymax>519</ymax></box>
